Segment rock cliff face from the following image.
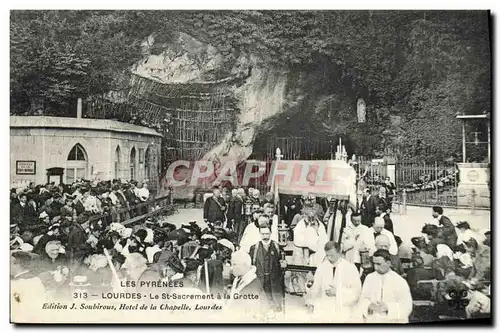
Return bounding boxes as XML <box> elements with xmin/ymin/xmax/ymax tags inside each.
<box><xmin>133</xmin><ymin>33</ymin><xmax>294</xmax><ymax>166</ymax></box>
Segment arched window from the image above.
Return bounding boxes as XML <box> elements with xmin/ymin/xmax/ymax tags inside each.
<box><xmin>66</xmin><ymin>144</ymin><xmax>88</xmax><ymax>183</ymax></box>
<box><xmin>130</xmin><ymin>147</ymin><xmax>137</xmax><ymax>181</ymax></box>
<box><xmin>67</xmin><ymin>144</ymin><xmax>87</xmax><ymax>161</ymax></box>
<box><xmin>115</xmin><ymin>146</ymin><xmax>121</xmax><ymax>179</ymax></box>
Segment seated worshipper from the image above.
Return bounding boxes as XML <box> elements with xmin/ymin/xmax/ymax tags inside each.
<box><xmin>39</xmin><ymin>211</ymin><xmax>51</xmax><ymax>225</ymax></box>
<box><xmin>197</xmin><ymin>246</ymin><xmax>225</xmax><ymax>294</ymax></box>
<box><xmin>341</xmin><ymin>211</ymin><xmax>376</xmax><ymax>271</ymax></box>
<box><xmin>464</xmin><ymin>237</ymin><xmax>490</xmax><ymax>283</ymax></box>
<box><xmin>431</xmin><ymin>206</ymin><xmax>458</xmax><ymax>251</ymax></box>
<box><xmin>11</xmin><ymin>251</ymin><xmax>48</xmax><ymax>315</ymax></box>
<box><xmin>33</xmin><ymin>223</ymin><xmax>61</xmax><ymax>255</ymax></box>
<box><xmin>137</xmin><ymin>250</ymin><xmax>184</xmax><ymax>297</ymax></box>
<box><xmin>370</xmin><ymin>217</ymin><xmax>398</xmax><ymax>255</ymax></box>
<box><xmin>361</xmin><ymin>234</ymin><xmax>404</xmax><ymax>283</ymax></box>
<box><xmin>456</xmin><ymin>221</ymin><xmax>485</xmax><ymax>252</ymax></box>
<box><xmin>86</xmin><ymin>220</ymin><xmax>106</xmax><ymax>252</ymax></box>
<box><xmin>307</xmin><ymin>241</ymin><xmax>362</xmax><ymax>323</ymax></box>
<box><xmin>226</xmin><ymin>250</ymin><xmax>270</xmax><ymax>320</ymax></box>
<box><xmin>483</xmin><ymin>230</ymin><xmax>491</xmax><ymax>247</ymax></box>
<box><xmin>67</xmin><ymin>213</ymin><xmax>92</xmax><ymax>272</ymax></box>
<box><xmin>240</xmin><ymin>214</ymin><xmax>278</xmax><ymax>253</ymax></box>
<box><xmin>421</xmin><ymin>223</ymin><xmax>448</xmax><ymax>257</ymax></box>
<box><xmin>178</xmin><ymin>258</ymin><xmax>203</xmax><ymax>292</ymax></box>
<box><xmin>10</xmin><ymin>224</ymin><xmax>25</xmax><ymax>251</ymax></box>
<box><xmin>82</xmin><ymin>188</ymin><xmax>102</xmax><ymax>214</ymax></box>
<box><xmin>249</xmin><ymin>225</ymin><xmax>286</xmax><ymax>313</ymax></box>
<box><xmin>38</xmin><ymin>240</ymin><xmax>67</xmax><ymax>273</ymax></box>
<box><xmin>121</xmin><ymin>253</ymin><xmax>149</xmax><ymax>288</ymax></box>
<box><xmin>466</xmin><ymin>287</ymin><xmax>491</xmax><ymax>319</ymax></box>
<box><xmin>215</xmin><ymin>239</ymin><xmax>235</xmax><ymax>289</ymax></box>
<box><xmin>60</xmin><ymin>196</ymin><xmax>77</xmax><ymax>219</ymax></box>
<box><xmin>81</xmin><ymin>253</ymin><xmax>113</xmax><ymax>294</ymax></box>
<box><xmin>357</xmin><ymin>249</ymin><xmax>413</xmax><ymax>323</ymax></box>
<box><xmin>431</xmin><ymin>244</ymin><xmax>456</xmax><ymax>280</ymax></box>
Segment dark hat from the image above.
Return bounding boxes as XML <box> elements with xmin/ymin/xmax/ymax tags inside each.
<box><xmin>183</xmin><ymin>258</ymin><xmax>201</xmax><ymax>274</ymax></box>
<box><xmin>411</xmin><ymin>236</ymin><xmax>426</xmax><ymax>248</ymax></box>
<box><xmin>165</xmin><ymin>255</ymin><xmax>184</xmax><ymax>273</ymax></box>
<box><xmin>77</xmin><ymin>214</ymin><xmax>90</xmax><ymax>224</ymax></box>
<box><xmin>456</xmin><ymin>221</ymin><xmax>471</xmax><ymax>230</ymax></box>
<box><xmin>484</xmin><ymin>230</ymin><xmax>491</xmax><ymax>236</ymax></box>
<box><xmin>11</xmin><ymin>251</ymin><xmax>39</xmax><ymax>266</ymax></box>
<box><xmin>156</xmin><ymin>250</ymin><xmax>174</xmax><ymax>265</ymax></box>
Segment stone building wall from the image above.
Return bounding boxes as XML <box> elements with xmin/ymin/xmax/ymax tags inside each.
<box><xmin>10</xmin><ymin>116</ymin><xmax>162</xmax><ymax>188</ymax></box>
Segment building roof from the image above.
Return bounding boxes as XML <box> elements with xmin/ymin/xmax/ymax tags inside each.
<box><xmin>10</xmin><ymin>116</ymin><xmax>162</xmax><ymax>137</ymax></box>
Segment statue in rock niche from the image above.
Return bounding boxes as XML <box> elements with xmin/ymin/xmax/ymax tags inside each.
<box><xmin>357</xmin><ymin>98</ymin><xmax>366</xmax><ymax>123</ymax></box>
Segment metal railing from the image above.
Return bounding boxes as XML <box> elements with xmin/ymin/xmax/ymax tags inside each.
<box><xmin>88</xmin><ymin>193</ymin><xmax>173</xmax><ymax>225</ymax></box>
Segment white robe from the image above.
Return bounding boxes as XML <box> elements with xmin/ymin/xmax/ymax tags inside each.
<box><xmin>342</xmin><ymin>223</ymin><xmax>376</xmax><ymax>264</ymax></box>
<box><xmin>239</xmin><ymin>223</ymin><xmax>278</xmax><ymax>253</ymax></box>
<box><xmin>357</xmin><ymin>270</ymin><xmax>413</xmax><ymax>323</ymax></box>
<box><xmin>308</xmin><ymin>258</ymin><xmax>362</xmax><ymax>322</ymax></box>
<box><xmin>293</xmin><ymin>218</ymin><xmax>327</xmax><ymax>267</ymax></box>
<box><xmin>369</xmin><ymin>227</ymin><xmax>398</xmax><ymax>255</ymax></box>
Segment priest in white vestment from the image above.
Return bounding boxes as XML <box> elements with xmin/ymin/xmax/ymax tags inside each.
<box><xmin>357</xmin><ymin>249</ymin><xmax>413</xmax><ymax>323</ymax></box>
<box><xmin>292</xmin><ymin>207</ymin><xmax>328</xmax><ymax>267</ymax></box>
<box><xmin>341</xmin><ymin>212</ymin><xmax>376</xmax><ymax>270</ymax></box>
<box><xmin>308</xmin><ymin>241</ymin><xmax>362</xmax><ymax>322</ymax></box>
<box><xmin>370</xmin><ymin>217</ymin><xmax>398</xmax><ymax>255</ymax></box>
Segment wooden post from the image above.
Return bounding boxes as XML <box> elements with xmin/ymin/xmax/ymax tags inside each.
<box><xmin>337</xmin><ymin>201</ymin><xmax>348</xmax><ymax>245</ymax></box>
<box><xmin>328</xmin><ymin>200</ymin><xmax>339</xmax><ymax>242</ymax></box>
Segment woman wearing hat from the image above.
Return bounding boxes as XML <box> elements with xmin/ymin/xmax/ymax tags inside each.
<box><xmin>39</xmin><ymin>240</ymin><xmax>67</xmax><ymax>273</ymax></box>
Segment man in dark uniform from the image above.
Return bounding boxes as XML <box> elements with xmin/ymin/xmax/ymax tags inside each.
<box><xmin>228</xmin><ymin>188</ymin><xmax>245</xmax><ymax>240</ymax></box>
<box><xmin>360</xmin><ymin>188</ymin><xmax>379</xmax><ymax>227</ymax></box>
<box><xmin>249</xmin><ymin>224</ymin><xmax>286</xmax><ymax>312</ymax></box>
<box><xmin>123</xmin><ymin>183</ymin><xmax>139</xmax><ymax>217</ymax></box>
<box><xmin>384</xmin><ymin>177</ymin><xmax>396</xmax><ymax>210</ymax></box>
<box><xmin>203</xmin><ymin>186</ymin><xmax>227</xmax><ymax>228</ymax></box>
<box><xmin>284</xmin><ymin>195</ymin><xmax>302</xmax><ymax>228</ymax></box>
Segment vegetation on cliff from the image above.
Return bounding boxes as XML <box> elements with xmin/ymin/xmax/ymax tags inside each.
<box><xmin>10</xmin><ymin>10</ymin><xmax>490</xmax><ymax>162</ymax></box>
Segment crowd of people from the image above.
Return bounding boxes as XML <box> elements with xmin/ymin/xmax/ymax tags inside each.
<box><xmin>10</xmin><ymin>178</ymin><xmax>490</xmax><ymax>322</ymax></box>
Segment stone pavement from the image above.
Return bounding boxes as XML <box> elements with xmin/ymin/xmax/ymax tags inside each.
<box><xmin>162</xmin><ymin>205</ymin><xmax>490</xmax><ymax>247</ymax></box>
